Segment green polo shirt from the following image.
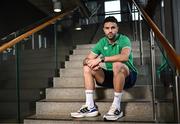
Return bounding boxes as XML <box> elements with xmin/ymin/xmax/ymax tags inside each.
<box><xmin>91</xmin><ymin>34</ymin><xmax>137</xmax><ymax>73</ymax></box>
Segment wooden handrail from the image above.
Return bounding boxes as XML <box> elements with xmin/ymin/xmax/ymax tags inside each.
<box><xmin>131</xmin><ymin>0</ymin><xmax>180</xmax><ymax>71</ymax></box>
<box><xmin>0</xmin><ymin>7</ymin><xmax>77</xmax><ymax>53</ymax></box>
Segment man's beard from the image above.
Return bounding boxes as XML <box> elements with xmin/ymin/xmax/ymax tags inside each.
<box><xmin>107</xmin><ymin>33</ymin><xmax>116</xmax><ymax>41</ymax></box>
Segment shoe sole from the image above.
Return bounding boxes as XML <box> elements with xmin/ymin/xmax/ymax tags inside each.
<box><xmin>71</xmin><ymin>111</ymin><xmax>99</xmax><ymax>118</ymax></box>
<box><xmin>103</xmin><ymin>111</ymin><xmax>123</xmax><ymax>121</ymax></box>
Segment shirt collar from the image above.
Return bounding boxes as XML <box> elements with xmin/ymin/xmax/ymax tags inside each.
<box><xmin>106</xmin><ymin>34</ymin><xmax>120</xmax><ymax>45</ymax></box>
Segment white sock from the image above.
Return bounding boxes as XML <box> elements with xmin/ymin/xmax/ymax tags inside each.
<box><xmin>85</xmin><ymin>90</ymin><xmax>95</xmax><ymax>109</ymax></box>
<box><xmin>112</xmin><ymin>92</ymin><xmax>123</xmax><ymax>110</ymax></box>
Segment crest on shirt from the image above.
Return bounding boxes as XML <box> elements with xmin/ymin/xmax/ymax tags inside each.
<box><xmin>104</xmin><ymin>46</ymin><xmax>108</xmax><ymax>50</ymax></box>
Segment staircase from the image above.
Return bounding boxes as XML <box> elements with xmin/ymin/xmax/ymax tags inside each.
<box><xmin>24</xmin><ymin>42</ymin><xmax>174</xmax><ymax>123</ymax></box>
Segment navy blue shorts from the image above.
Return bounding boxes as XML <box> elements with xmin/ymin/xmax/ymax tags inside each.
<box><xmin>96</xmin><ymin>69</ymin><xmax>137</xmax><ymax>89</ymax></box>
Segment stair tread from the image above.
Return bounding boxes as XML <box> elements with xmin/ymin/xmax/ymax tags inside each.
<box><xmin>25</xmin><ymin>114</ymin><xmax>154</xmax><ymax>123</ymax></box>
<box><xmin>51</xmin><ymin>84</ymin><xmax>155</xmax><ymax>87</ymax></box>
<box><xmin>39</xmin><ymin>98</ymin><xmax>172</xmax><ymax>103</ymax></box>
<box><xmin>35</xmin><ymin>99</ymin><xmax>153</xmax><ymax>117</ymax></box>
<box><xmin>38</xmin><ymin>99</ymin><xmax>152</xmax><ymax>103</ymax></box>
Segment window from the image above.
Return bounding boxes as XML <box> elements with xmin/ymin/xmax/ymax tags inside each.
<box><xmin>104</xmin><ymin>0</ymin><xmax>121</xmax><ymax>22</ymax></box>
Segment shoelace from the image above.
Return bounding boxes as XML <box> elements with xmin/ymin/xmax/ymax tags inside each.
<box><xmin>107</xmin><ymin>106</ymin><xmax>116</xmax><ymax>115</ymax></box>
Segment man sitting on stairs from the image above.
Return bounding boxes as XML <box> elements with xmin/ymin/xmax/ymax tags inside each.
<box><xmin>71</xmin><ymin>16</ymin><xmax>138</xmax><ymax>121</ymax></box>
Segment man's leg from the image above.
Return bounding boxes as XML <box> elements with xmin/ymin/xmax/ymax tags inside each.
<box><xmin>112</xmin><ymin>62</ymin><xmax>129</xmax><ymax>109</ymax></box>
<box><xmin>83</xmin><ymin>65</ymin><xmax>104</xmax><ymax>109</ymax></box>
<box><xmin>70</xmin><ymin>65</ymin><xmax>105</xmax><ymax>118</ymax></box>
<box><xmin>103</xmin><ymin>62</ymin><xmax>129</xmax><ymax>120</ymax></box>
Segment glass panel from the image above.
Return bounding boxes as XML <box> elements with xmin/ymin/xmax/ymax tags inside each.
<box><xmin>18</xmin><ymin>26</ymin><xmax>55</xmax><ymax>122</ymax></box>
<box><xmin>0</xmin><ymin>16</ymin><xmax>75</xmax><ymax>122</ymax></box>
<box><xmin>0</xmin><ymin>41</ymin><xmax>18</xmax><ymax>122</ymax></box>
<box><xmin>17</xmin><ymin>20</ymin><xmax>74</xmax><ymax>122</ymax></box>
<box><xmin>133</xmin><ymin>4</ymin><xmax>176</xmax><ymax>123</ymax></box>
<box><xmin>154</xmin><ymin>38</ymin><xmax>175</xmax><ymax>122</ymax></box>
<box><xmin>131</xmin><ymin>1</ymin><xmax>176</xmax><ymax>122</ymax></box>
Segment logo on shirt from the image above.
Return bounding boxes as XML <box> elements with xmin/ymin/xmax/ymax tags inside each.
<box><xmin>104</xmin><ymin>46</ymin><xmax>108</xmax><ymax>50</ymax></box>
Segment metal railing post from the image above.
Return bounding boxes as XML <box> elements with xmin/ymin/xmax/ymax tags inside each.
<box><xmin>150</xmin><ymin>30</ymin><xmax>157</xmax><ymax>121</ymax></box>
<box><xmin>138</xmin><ymin>11</ymin><xmax>144</xmax><ymax>65</ymax></box>
<box><xmin>15</xmin><ymin>32</ymin><xmax>21</xmax><ymax>123</ymax></box>
<box><xmin>32</xmin><ymin>34</ymin><xmax>35</xmax><ymax>50</ymax></box>
<box><xmin>38</xmin><ymin>34</ymin><xmax>42</xmax><ymax>49</ymax></box>
<box><xmin>175</xmin><ymin>70</ymin><xmax>180</xmax><ymax>122</ymax></box>
<box><xmin>54</xmin><ymin>23</ymin><xmax>59</xmax><ymax>77</ymax></box>
<box><xmin>134</xmin><ymin>12</ymin><xmax>138</xmax><ymax>42</ymax></box>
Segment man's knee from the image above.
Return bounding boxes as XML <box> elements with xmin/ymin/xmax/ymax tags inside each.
<box><xmin>113</xmin><ymin>62</ymin><xmax>124</xmax><ymax>73</ymax></box>
<box><xmin>83</xmin><ymin>65</ymin><xmax>96</xmax><ymax>76</ymax></box>
<box><xmin>83</xmin><ymin>66</ymin><xmax>92</xmax><ymax>74</ymax></box>
<box><xmin>112</xmin><ymin>62</ymin><xmax>129</xmax><ymax>76</ymax></box>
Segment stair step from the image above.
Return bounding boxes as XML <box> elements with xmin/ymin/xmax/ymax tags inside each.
<box><xmin>1</xmin><ymin>69</ymin><xmax>54</xmax><ymax>79</ymax></box>
<box><xmin>72</xmin><ymin>48</ymin><xmax>154</xmax><ymax>55</ymax></box>
<box><xmin>21</xmin><ymin>56</ymin><xmax>66</xmax><ymax>64</ymax></box>
<box><xmin>0</xmin><ymin>79</ymin><xmax>49</xmax><ymax>89</ymax></box>
<box><xmin>70</xmin><ymin>51</ymin><xmax>153</xmax><ymax>57</ymax></box>
<box><xmin>21</xmin><ymin>47</ymin><xmax>71</xmax><ymax>54</ymax></box>
<box><xmin>1</xmin><ymin>55</ymin><xmax>66</xmax><ymax>65</ymax></box>
<box><xmin>21</xmin><ymin>48</ymin><xmax>70</xmax><ymax>57</ymax></box>
<box><xmin>25</xmin><ymin>100</ymin><xmax>175</xmax><ymax>123</ymax></box>
<box><xmin>0</xmin><ymin>102</ymin><xmax>34</xmax><ymax>116</ymax></box>
<box><xmin>24</xmin><ymin>114</ymin><xmax>154</xmax><ymax>124</ymax></box>
<box><xmin>0</xmin><ymin>62</ymin><xmax>56</xmax><ymax>71</ymax></box>
<box><xmin>64</xmin><ymin>60</ymin><xmax>152</xmax><ymax>69</ymax></box>
<box><xmin>68</xmin><ymin>54</ymin><xmax>162</xmax><ymax>65</ymax></box>
<box><xmin>36</xmin><ymin>100</ymin><xmax>153</xmax><ymax>117</ymax></box>
<box><xmin>54</xmin><ymin>75</ymin><xmax>152</xmax><ymax>86</ymax></box>
<box><xmin>45</xmin><ymin>86</ymin><xmax>152</xmax><ymax>100</ymax></box>
<box><xmin>0</xmin><ymin>89</ymin><xmax>44</xmax><ymax>101</ymax></box>
<box><xmin>59</xmin><ymin>68</ymin><xmax>147</xmax><ymax>77</ymax></box>
<box><xmin>75</xmin><ymin>42</ymin><xmax>150</xmax><ymax>49</ymax></box>
<box><xmin>46</xmin><ymin>86</ymin><xmax>172</xmax><ymax>100</ymax></box>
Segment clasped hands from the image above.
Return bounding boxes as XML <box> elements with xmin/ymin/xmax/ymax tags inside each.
<box><xmin>84</xmin><ymin>58</ymin><xmax>101</xmax><ymax>71</ymax></box>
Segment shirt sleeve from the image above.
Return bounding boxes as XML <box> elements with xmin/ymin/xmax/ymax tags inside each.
<box><xmin>121</xmin><ymin>36</ymin><xmax>131</xmax><ymax>49</ymax></box>
<box><xmin>91</xmin><ymin>40</ymin><xmax>102</xmax><ymax>55</ymax></box>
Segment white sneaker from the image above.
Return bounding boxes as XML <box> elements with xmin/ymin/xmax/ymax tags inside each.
<box><xmin>103</xmin><ymin>106</ymin><xmax>123</xmax><ymax>121</ymax></box>
<box><xmin>70</xmin><ymin>105</ymin><xmax>99</xmax><ymax>118</ymax></box>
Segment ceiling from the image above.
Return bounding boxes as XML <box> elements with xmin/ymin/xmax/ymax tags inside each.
<box><xmin>0</xmin><ymin>0</ymin><xmax>157</xmax><ymax>41</ymax></box>
<box><xmin>26</xmin><ymin>0</ymin><xmax>158</xmax><ymax>29</ymax></box>
<box><xmin>27</xmin><ymin>0</ymin><xmax>92</xmax><ymax>16</ymax></box>
<box><xmin>27</xmin><ymin>0</ymin><xmax>156</xmax><ymax>17</ymax></box>
<box><xmin>27</xmin><ymin>0</ymin><xmax>53</xmax><ymax>15</ymax></box>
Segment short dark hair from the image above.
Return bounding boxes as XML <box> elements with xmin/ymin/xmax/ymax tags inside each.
<box><xmin>103</xmin><ymin>16</ymin><xmax>118</xmax><ymax>25</ymax></box>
